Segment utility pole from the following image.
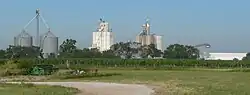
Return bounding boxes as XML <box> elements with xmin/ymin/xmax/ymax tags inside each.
<box><xmin>22</xmin><ymin>9</ymin><xmax>50</xmax><ymax>48</ymax></box>
<box><xmin>36</xmin><ymin>9</ymin><xmax>40</xmax><ymax>47</ymax></box>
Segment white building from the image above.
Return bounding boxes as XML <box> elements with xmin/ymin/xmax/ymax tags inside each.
<box><xmin>205</xmin><ymin>53</ymin><xmax>247</xmax><ymax>60</ymax></box>
<box><xmin>91</xmin><ymin>19</ymin><xmax>114</xmax><ymax>52</ymax></box>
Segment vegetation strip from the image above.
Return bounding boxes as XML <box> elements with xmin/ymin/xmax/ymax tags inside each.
<box><xmin>0</xmin><ymin>82</ymin><xmax>79</xmax><ymax>95</ymax></box>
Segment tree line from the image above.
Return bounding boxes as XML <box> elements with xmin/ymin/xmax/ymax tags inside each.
<box><xmin>54</xmin><ymin>39</ymin><xmax>200</xmax><ymax>59</ymax></box>
<box><xmin>0</xmin><ymin>38</ymin><xmax>249</xmax><ymax>60</ymax></box>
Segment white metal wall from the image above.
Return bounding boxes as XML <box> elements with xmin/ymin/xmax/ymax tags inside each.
<box><xmin>92</xmin><ymin>32</ymin><xmax>97</xmax><ymax>48</ymax></box>
<box><xmin>14</xmin><ymin>36</ymin><xmax>33</xmax><ymax>47</ymax></box>
<box><xmin>146</xmin><ymin>35</ymin><xmax>152</xmax><ymax>45</ymax></box>
<box><xmin>136</xmin><ymin>35</ymin><xmax>155</xmax><ymax>46</ymax></box>
<box><xmin>154</xmin><ymin>35</ymin><xmax>163</xmax><ymax>51</ymax></box>
<box><xmin>41</xmin><ymin>37</ymin><xmax>58</xmax><ymax>54</ymax></box>
<box><xmin>92</xmin><ymin>32</ymin><xmax>114</xmax><ymax>52</ymax></box>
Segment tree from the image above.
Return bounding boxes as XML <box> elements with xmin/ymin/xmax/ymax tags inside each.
<box><xmin>164</xmin><ymin>44</ymin><xmax>199</xmax><ymax>59</ymax></box>
<box><xmin>59</xmin><ymin>39</ymin><xmax>77</xmax><ymax>53</ymax></box>
<box><xmin>110</xmin><ymin>42</ymin><xmax>140</xmax><ymax>59</ymax></box>
<box><xmin>71</xmin><ymin>49</ymin><xmax>88</xmax><ymax>58</ymax></box>
<box><xmin>139</xmin><ymin>44</ymin><xmax>163</xmax><ymax>58</ymax></box>
<box><xmin>0</xmin><ymin>49</ymin><xmax>6</xmax><ymax>59</ymax></box>
<box><xmin>185</xmin><ymin>45</ymin><xmax>200</xmax><ymax>59</ymax></box>
<box><xmin>110</xmin><ymin>42</ymin><xmax>163</xmax><ymax>59</ymax></box>
<box><xmin>102</xmin><ymin>50</ymin><xmax>119</xmax><ymax>58</ymax></box>
<box><xmin>79</xmin><ymin>48</ymin><xmax>102</xmax><ymax>58</ymax></box>
<box><xmin>59</xmin><ymin>39</ymin><xmax>77</xmax><ymax>58</ymax></box>
<box><xmin>242</xmin><ymin>53</ymin><xmax>250</xmax><ymax>60</ymax></box>
<box><xmin>5</xmin><ymin>45</ymin><xmax>42</xmax><ymax>59</ymax></box>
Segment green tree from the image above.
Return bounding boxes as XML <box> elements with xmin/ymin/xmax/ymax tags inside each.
<box><xmin>76</xmin><ymin>48</ymin><xmax>102</xmax><ymax>58</ymax></box>
<box><xmin>0</xmin><ymin>49</ymin><xmax>6</xmax><ymax>59</ymax></box>
<box><xmin>139</xmin><ymin>44</ymin><xmax>163</xmax><ymax>58</ymax></box>
<box><xmin>59</xmin><ymin>39</ymin><xmax>77</xmax><ymax>58</ymax></box>
<box><xmin>164</xmin><ymin>44</ymin><xmax>199</xmax><ymax>59</ymax></box>
<box><xmin>59</xmin><ymin>39</ymin><xmax>77</xmax><ymax>53</ymax></box>
<box><xmin>102</xmin><ymin>50</ymin><xmax>119</xmax><ymax>58</ymax></box>
<box><xmin>242</xmin><ymin>53</ymin><xmax>250</xmax><ymax>60</ymax></box>
<box><xmin>110</xmin><ymin>42</ymin><xmax>139</xmax><ymax>59</ymax></box>
<box><xmin>5</xmin><ymin>45</ymin><xmax>42</xmax><ymax>59</ymax></box>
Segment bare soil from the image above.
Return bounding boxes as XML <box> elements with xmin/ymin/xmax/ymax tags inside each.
<box><xmin>6</xmin><ymin>82</ymin><xmax>155</xmax><ymax>95</ymax></box>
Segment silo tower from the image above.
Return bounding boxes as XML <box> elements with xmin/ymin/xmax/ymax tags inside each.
<box><xmin>14</xmin><ymin>9</ymin><xmax>58</xmax><ymax>58</ymax></box>
<box><xmin>14</xmin><ymin>30</ymin><xmax>33</xmax><ymax>47</ymax></box>
<box><xmin>91</xmin><ymin>18</ymin><xmax>114</xmax><ymax>52</ymax></box>
<box><xmin>40</xmin><ymin>29</ymin><xmax>59</xmax><ymax>58</ymax></box>
<box><xmin>135</xmin><ymin>17</ymin><xmax>164</xmax><ymax>52</ymax></box>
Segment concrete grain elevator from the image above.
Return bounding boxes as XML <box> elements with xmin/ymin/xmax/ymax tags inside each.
<box><xmin>136</xmin><ymin>18</ymin><xmax>163</xmax><ymax>51</ymax></box>
<box><xmin>90</xmin><ymin>18</ymin><xmax>114</xmax><ymax>52</ymax></box>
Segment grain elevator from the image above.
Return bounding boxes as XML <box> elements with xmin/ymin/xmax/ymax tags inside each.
<box><xmin>14</xmin><ymin>9</ymin><xmax>58</xmax><ymax>58</ymax></box>
<box><xmin>136</xmin><ymin>18</ymin><xmax>163</xmax><ymax>51</ymax></box>
<box><xmin>14</xmin><ymin>30</ymin><xmax>33</xmax><ymax>47</ymax></box>
<box><xmin>90</xmin><ymin>18</ymin><xmax>114</xmax><ymax>52</ymax></box>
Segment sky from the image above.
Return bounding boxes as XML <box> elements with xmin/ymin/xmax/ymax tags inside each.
<box><xmin>0</xmin><ymin>0</ymin><xmax>250</xmax><ymax>52</ymax></box>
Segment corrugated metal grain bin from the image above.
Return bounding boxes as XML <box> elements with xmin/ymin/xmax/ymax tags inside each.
<box><xmin>14</xmin><ymin>31</ymin><xmax>33</xmax><ymax>47</ymax></box>
<box><xmin>40</xmin><ymin>31</ymin><xmax>58</xmax><ymax>58</ymax></box>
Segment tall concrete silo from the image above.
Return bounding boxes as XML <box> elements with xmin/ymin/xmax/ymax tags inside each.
<box><xmin>40</xmin><ymin>31</ymin><xmax>58</xmax><ymax>58</ymax></box>
<box><xmin>154</xmin><ymin>35</ymin><xmax>163</xmax><ymax>51</ymax></box>
<box><xmin>91</xmin><ymin>19</ymin><xmax>114</xmax><ymax>52</ymax></box>
<box><xmin>14</xmin><ymin>31</ymin><xmax>33</xmax><ymax>47</ymax></box>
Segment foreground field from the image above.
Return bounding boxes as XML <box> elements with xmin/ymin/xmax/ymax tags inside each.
<box><xmin>1</xmin><ymin>69</ymin><xmax>250</xmax><ymax>95</ymax></box>
<box><xmin>0</xmin><ymin>83</ymin><xmax>79</xmax><ymax>95</ymax></box>
<box><xmin>51</xmin><ymin>69</ymin><xmax>250</xmax><ymax>95</ymax></box>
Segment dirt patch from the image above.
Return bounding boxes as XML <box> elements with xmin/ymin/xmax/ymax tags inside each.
<box><xmin>6</xmin><ymin>82</ymin><xmax>155</xmax><ymax>95</ymax></box>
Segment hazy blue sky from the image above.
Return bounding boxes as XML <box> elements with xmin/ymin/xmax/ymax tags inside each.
<box><xmin>0</xmin><ymin>0</ymin><xmax>250</xmax><ymax>52</ymax></box>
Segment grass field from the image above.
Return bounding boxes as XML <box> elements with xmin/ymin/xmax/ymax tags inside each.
<box><xmin>2</xmin><ymin>68</ymin><xmax>250</xmax><ymax>95</ymax></box>
<box><xmin>0</xmin><ymin>83</ymin><xmax>79</xmax><ymax>95</ymax></box>
<box><xmin>51</xmin><ymin>69</ymin><xmax>250</xmax><ymax>95</ymax></box>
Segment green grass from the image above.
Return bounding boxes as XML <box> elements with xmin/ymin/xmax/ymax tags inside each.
<box><xmin>50</xmin><ymin>69</ymin><xmax>250</xmax><ymax>95</ymax></box>
<box><xmin>0</xmin><ymin>83</ymin><xmax>79</xmax><ymax>95</ymax></box>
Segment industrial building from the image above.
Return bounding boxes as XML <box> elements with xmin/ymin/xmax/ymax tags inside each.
<box><xmin>14</xmin><ymin>9</ymin><xmax>59</xmax><ymax>58</ymax></box>
<box><xmin>192</xmin><ymin>44</ymin><xmax>247</xmax><ymax>60</ymax></box>
<box><xmin>205</xmin><ymin>53</ymin><xmax>247</xmax><ymax>60</ymax></box>
<box><xmin>90</xmin><ymin>19</ymin><xmax>114</xmax><ymax>52</ymax></box>
<box><xmin>135</xmin><ymin>18</ymin><xmax>163</xmax><ymax>51</ymax></box>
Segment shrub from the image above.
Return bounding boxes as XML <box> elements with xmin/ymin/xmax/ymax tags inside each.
<box><xmin>0</xmin><ymin>60</ymin><xmax>21</xmax><ymax>76</ymax></box>
<box><xmin>3</xmin><ymin>58</ymin><xmax>250</xmax><ymax>70</ymax></box>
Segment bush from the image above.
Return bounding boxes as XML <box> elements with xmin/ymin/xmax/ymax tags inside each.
<box><xmin>0</xmin><ymin>60</ymin><xmax>21</xmax><ymax>76</ymax></box>
<box><xmin>52</xmin><ymin>70</ymin><xmax>122</xmax><ymax>79</ymax></box>
<box><xmin>3</xmin><ymin>58</ymin><xmax>250</xmax><ymax>70</ymax></box>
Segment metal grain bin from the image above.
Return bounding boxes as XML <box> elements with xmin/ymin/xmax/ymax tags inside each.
<box><xmin>40</xmin><ymin>31</ymin><xmax>58</xmax><ymax>58</ymax></box>
<box><xmin>14</xmin><ymin>31</ymin><xmax>33</xmax><ymax>47</ymax></box>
